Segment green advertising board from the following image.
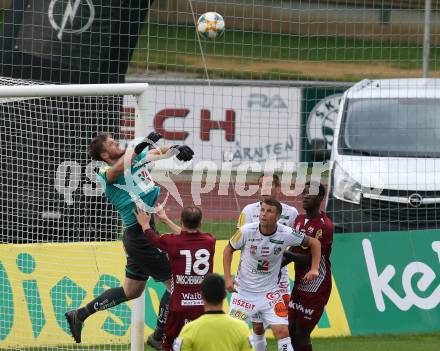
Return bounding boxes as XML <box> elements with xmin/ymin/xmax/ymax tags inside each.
<box><xmin>1</xmin><ymin>232</ymin><xmax>439</xmax><ymax>347</ymax></box>
<box><xmin>301</xmin><ymin>86</ymin><xmax>347</xmax><ymax>162</ymax></box>
<box><xmin>332</xmin><ymin>230</ymin><xmax>440</xmax><ymax>335</ymax></box>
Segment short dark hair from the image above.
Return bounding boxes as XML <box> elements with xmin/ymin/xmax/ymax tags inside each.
<box><xmin>262</xmin><ymin>197</ymin><xmax>282</xmax><ymax>215</ymax></box>
<box><xmin>181</xmin><ymin>205</ymin><xmax>203</xmax><ymax>229</ymax></box>
<box><xmin>88</xmin><ymin>134</ymin><xmax>110</xmax><ymax>161</ymax></box>
<box><xmin>201</xmin><ymin>273</ymin><xmax>226</xmax><ymax>305</ymax></box>
<box><xmin>305</xmin><ymin>181</ymin><xmax>326</xmax><ymax>197</ymax></box>
<box><xmin>258</xmin><ymin>173</ymin><xmax>281</xmax><ymax>187</ymax></box>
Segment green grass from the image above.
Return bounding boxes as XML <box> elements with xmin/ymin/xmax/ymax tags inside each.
<box><xmin>137</xmin><ymin>23</ymin><xmax>427</xmax><ymax>63</ymax></box>
<box><xmin>147</xmin><ymin>333</ymin><xmax>440</xmax><ymax>351</ymax></box>
<box><xmin>129</xmin><ymin>22</ymin><xmax>440</xmax><ymax>80</ymax></box>
<box><xmin>307</xmin><ymin>333</ymin><xmax>440</xmax><ymax>351</ymax></box>
<box><xmin>7</xmin><ymin>333</ymin><xmax>440</xmax><ymax>351</ymax></box>
<box><xmin>155</xmin><ymin>219</ymin><xmax>236</xmax><ymax>240</ymax></box>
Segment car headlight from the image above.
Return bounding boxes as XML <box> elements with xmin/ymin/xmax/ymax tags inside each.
<box><xmin>332</xmin><ymin>162</ymin><xmax>362</xmax><ymax>204</ymax></box>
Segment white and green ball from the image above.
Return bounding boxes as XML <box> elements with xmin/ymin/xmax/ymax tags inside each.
<box><xmin>196</xmin><ymin>12</ymin><xmax>225</xmax><ymax>40</ymax></box>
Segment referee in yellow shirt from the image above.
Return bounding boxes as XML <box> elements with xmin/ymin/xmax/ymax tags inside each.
<box><xmin>173</xmin><ymin>273</ymin><xmax>253</xmax><ymax>351</ymax></box>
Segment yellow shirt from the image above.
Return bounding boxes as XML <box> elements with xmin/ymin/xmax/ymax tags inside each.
<box><xmin>173</xmin><ymin>311</ymin><xmax>253</xmax><ymax>351</ymax></box>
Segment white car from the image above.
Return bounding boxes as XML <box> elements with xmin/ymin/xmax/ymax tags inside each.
<box><xmin>326</xmin><ymin>78</ymin><xmax>440</xmax><ymax>233</ymax></box>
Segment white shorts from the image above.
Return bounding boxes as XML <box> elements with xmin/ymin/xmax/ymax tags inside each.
<box><xmin>228</xmin><ymin>289</ymin><xmax>289</xmax><ymax>327</ymax></box>
<box><xmin>251</xmin><ymin>267</ymin><xmax>291</xmax><ymax>326</ymax></box>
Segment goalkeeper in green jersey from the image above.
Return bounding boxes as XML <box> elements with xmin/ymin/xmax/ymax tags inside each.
<box><xmin>65</xmin><ymin>132</ymin><xmax>193</xmax><ymax>350</ymax></box>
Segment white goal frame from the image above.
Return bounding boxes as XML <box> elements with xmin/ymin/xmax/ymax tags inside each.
<box><xmin>0</xmin><ymin>83</ymin><xmax>148</xmax><ymax>351</ymax></box>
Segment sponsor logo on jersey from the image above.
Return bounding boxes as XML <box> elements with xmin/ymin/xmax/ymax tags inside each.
<box><xmin>293</xmin><ymin>230</ymin><xmax>305</xmax><ymax>239</ymax></box>
<box><xmin>274</xmin><ymin>247</ymin><xmax>282</xmax><ymax>255</ymax></box>
<box><xmin>261</xmin><ymin>247</ymin><xmax>270</xmax><ymax>256</ymax></box>
<box><xmin>181</xmin><ymin>292</ymin><xmax>202</xmax><ymax>300</ymax></box>
<box><xmin>256</xmin><ymin>258</ymin><xmax>269</xmax><ymax>272</ymax></box>
<box><xmin>289</xmin><ymin>301</ymin><xmax>315</xmax><ymax>316</ymax></box>
<box><xmin>308</xmin><ymin>226</ymin><xmax>315</xmax><ymax>234</ymax></box>
<box><xmin>229</xmin><ymin>308</ymin><xmax>249</xmax><ymax>321</ymax></box>
<box><xmin>315</xmin><ymin>229</ymin><xmax>323</xmax><ymax>240</ymax></box>
<box><xmin>274</xmin><ymin>301</ymin><xmax>288</xmax><ymax>317</ymax></box>
<box><xmin>231</xmin><ymin>298</ymin><xmax>256</xmax><ymax>310</ymax></box>
<box><xmin>269</xmin><ymin>238</ymin><xmax>284</xmax><ymax>244</ymax></box>
<box><xmin>181</xmin><ymin>300</ymin><xmax>204</xmax><ymax>306</ymax></box>
<box><xmin>280</xmin><ymin>215</ymin><xmax>289</xmax><ymax>219</ymax></box>
<box><xmin>248</xmin><ymin>238</ymin><xmax>263</xmax><ymax>242</ymax></box>
<box><xmin>250</xmin><ymin>245</ymin><xmax>257</xmax><ymax>255</ymax></box>
<box><xmin>176</xmin><ymin>275</ymin><xmax>204</xmax><ymax>285</ymax></box>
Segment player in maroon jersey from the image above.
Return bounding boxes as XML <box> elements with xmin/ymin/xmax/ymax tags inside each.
<box><xmin>283</xmin><ymin>182</ymin><xmax>333</xmax><ymax>351</ymax></box>
<box><xmin>135</xmin><ymin>205</ymin><xmax>216</xmax><ymax>351</ymax></box>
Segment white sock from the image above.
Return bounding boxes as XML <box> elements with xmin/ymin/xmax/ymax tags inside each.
<box><xmin>252</xmin><ymin>333</ymin><xmax>266</xmax><ymax>351</ymax></box>
<box><xmin>278</xmin><ymin>336</ymin><xmax>293</xmax><ymax>351</ymax></box>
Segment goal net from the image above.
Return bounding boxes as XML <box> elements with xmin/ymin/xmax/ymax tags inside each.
<box><xmin>1</xmin><ymin>0</ymin><xmax>439</xmax><ymax>349</ymax></box>
<box><xmin>0</xmin><ymin>79</ymin><xmax>152</xmax><ymax>350</ymax></box>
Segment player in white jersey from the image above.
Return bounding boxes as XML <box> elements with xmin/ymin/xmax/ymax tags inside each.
<box><xmin>224</xmin><ymin>198</ymin><xmax>321</xmax><ymax>351</ymax></box>
<box><xmin>236</xmin><ymin>174</ymin><xmax>298</xmax><ymax>348</ymax></box>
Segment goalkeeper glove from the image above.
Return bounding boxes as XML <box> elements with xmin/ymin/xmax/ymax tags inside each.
<box><xmin>171</xmin><ymin>145</ymin><xmax>194</xmax><ymax>161</ymax></box>
<box><xmin>134</xmin><ymin>131</ymin><xmax>163</xmax><ymax>155</ymax></box>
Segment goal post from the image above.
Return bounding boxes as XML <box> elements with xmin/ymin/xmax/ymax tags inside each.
<box><xmin>0</xmin><ymin>81</ymin><xmax>151</xmax><ymax>349</ymax></box>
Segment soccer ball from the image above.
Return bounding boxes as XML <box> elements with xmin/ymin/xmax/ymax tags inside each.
<box><xmin>196</xmin><ymin>12</ymin><xmax>225</xmax><ymax>40</ymax></box>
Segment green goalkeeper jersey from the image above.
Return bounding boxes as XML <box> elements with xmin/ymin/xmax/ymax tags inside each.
<box><xmin>97</xmin><ymin>149</ymin><xmax>160</xmax><ymax>227</ymax></box>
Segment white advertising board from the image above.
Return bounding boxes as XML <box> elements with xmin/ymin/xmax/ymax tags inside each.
<box><xmin>121</xmin><ymin>85</ymin><xmax>301</xmax><ymax>170</ymax></box>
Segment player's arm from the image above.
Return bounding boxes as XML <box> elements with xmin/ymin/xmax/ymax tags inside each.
<box><xmin>224</xmin><ymin>228</ymin><xmax>245</xmax><ymax>293</ymax></box>
<box><xmin>147</xmin><ymin>144</ymin><xmax>194</xmax><ymax>162</ymax></box>
<box><xmin>146</xmin><ymin>145</ymin><xmax>174</xmax><ymax>162</ymax></box>
<box><xmin>134</xmin><ymin>207</ymin><xmax>168</xmax><ymax>250</ymax></box>
<box><xmin>301</xmin><ymin>236</ymin><xmax>321</xmax><ymax>281</ymax></box>
<box><xmin>155</xmin><ymin>206</ymin><xmax>181</xmax><ymax>234</ymax></box>
<box><xmin>223</xmin><ymin>243</ymin><xmax>236</xmax><ymax>293</ymax></box>
<box><xmin>103</xmin><ymin>131</ymin><xmax>162</xmax><ymax>183</ymax></box>
<box><xmin>236</xmin><ymin>210</ymin><xmax>247</xmax><ymax>229</ymax></box>
<box><xmin>102</xmin><ymin>153</ymin><xmax>131</xmax><ymax>183</ymax></box>
<box><xmin>280</xmin><ymin>250</ymin><xmax>311</xmax><ymax>268</ymax></box>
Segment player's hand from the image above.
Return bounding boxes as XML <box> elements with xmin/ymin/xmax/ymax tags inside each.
<box><xmin>155</xmin><ymin>205</ymin><xmax>169</xmax><ymax>223</ymax></box>
<box><xmin>134</xmin><ymin>132</ymin><xmax>163</xmax><ymax>155</ymax></box>
<box><xmin>146</xmin><ymin>131</ymin><xmax>162</xmax><ymax>144</ymax></box>
<box><xmin>303</xmin><ymin>268</ymin><xmax>319</xmax><ymax>281</ymax></box>
<box><xmin>171</xmin><ymin>145</ymin><xmax>194</xmax><ymax>161</ymax></box>
<box><xmin>134</xmin><ymin>206</ymin><xmax>151</xmax><ymax>231</ymax></box>
<box><xmin>225</xmin><ymin>277</ymin><xmax>237</xmax><ymax>293</ymax></box>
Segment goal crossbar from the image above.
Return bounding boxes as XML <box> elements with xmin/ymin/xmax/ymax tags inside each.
<box><xmin>0</xmin><ymin>83</ymin><xmax>149</xmax><ymax>97</ymax></box>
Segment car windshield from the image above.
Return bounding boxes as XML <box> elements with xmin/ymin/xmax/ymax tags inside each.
<box><xmin>340</xmin><ymin>98</ymin><xmax>440</xmax><ymax>157</ymax></box>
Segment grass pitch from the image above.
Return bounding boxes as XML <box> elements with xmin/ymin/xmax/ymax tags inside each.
<box><xmin>131</xmin><ymin>23</ymin><xmax>440</xmax><ymax>81</ymax></box>
<box><xmin>141</xmin><ymin>333</ymin><xmax>440</xmax><ymax>351</ymax></box>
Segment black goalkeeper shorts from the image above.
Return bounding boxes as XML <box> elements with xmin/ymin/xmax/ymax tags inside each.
<box><xmin>122</xmin><ymin>223</ymin><xmax>171</xmax><ymax>282</ymax></box>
